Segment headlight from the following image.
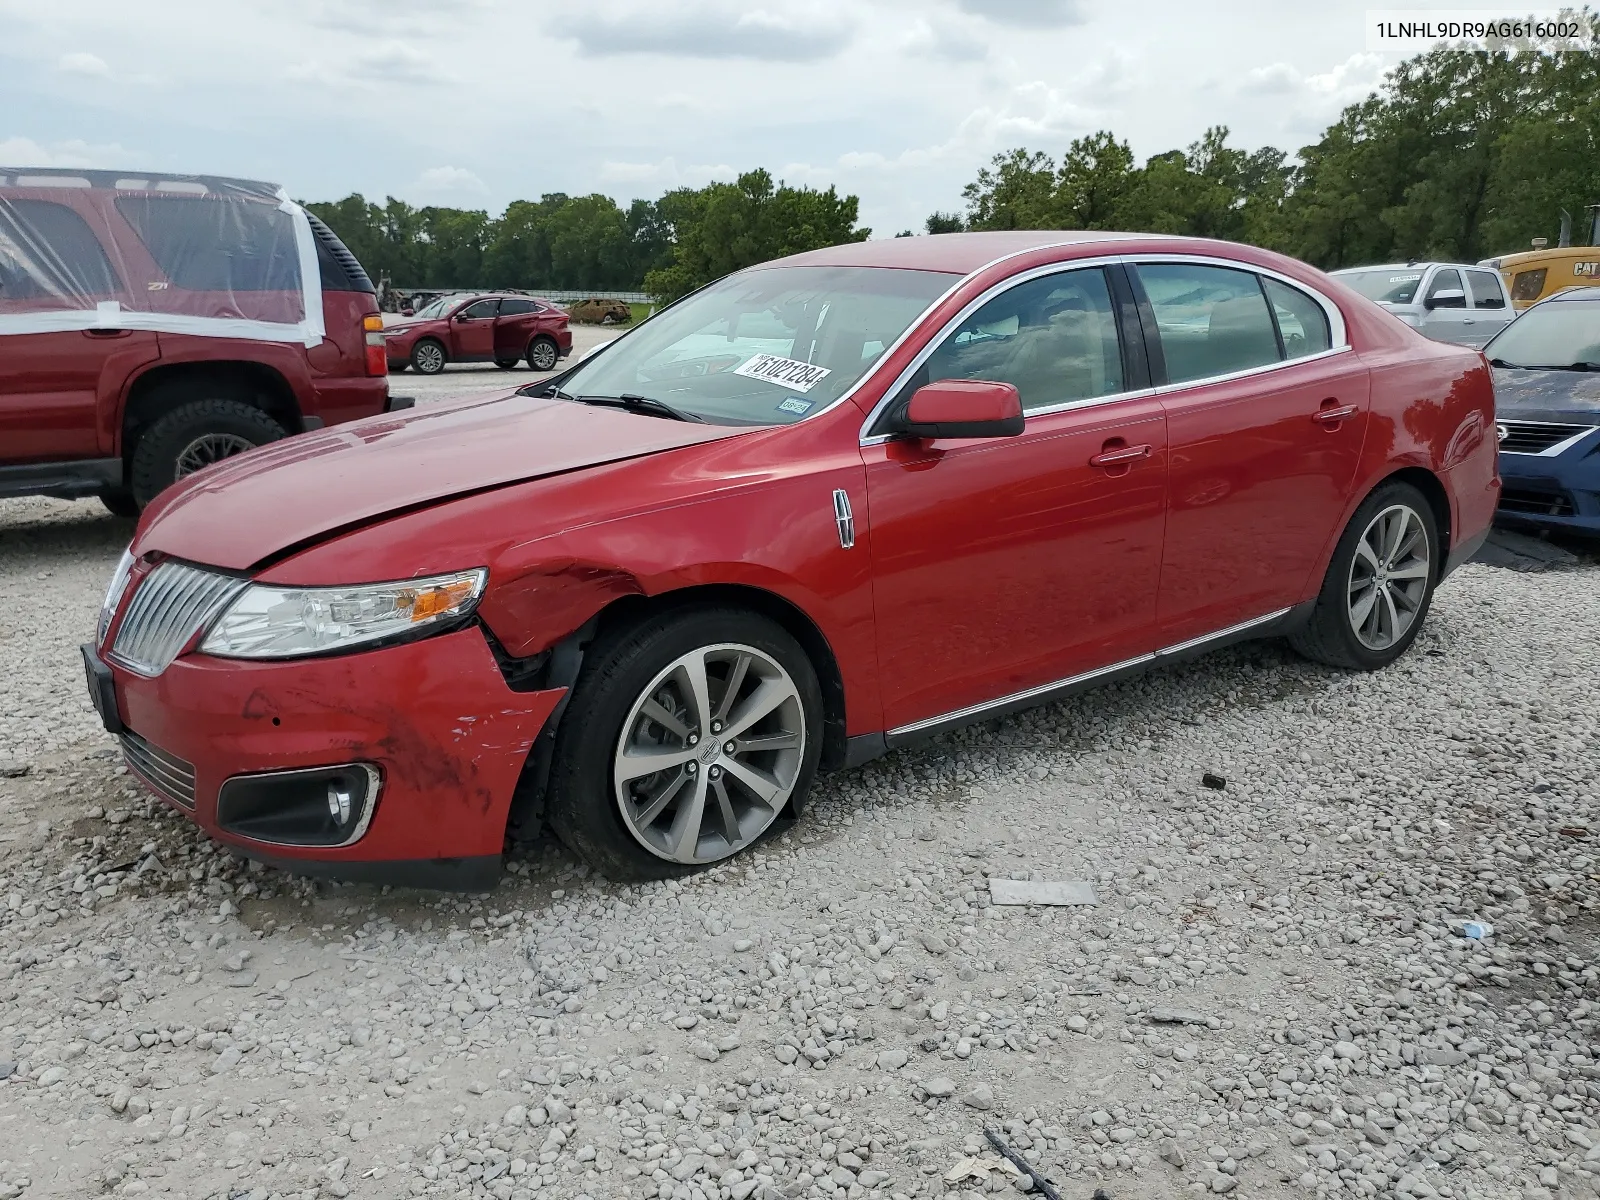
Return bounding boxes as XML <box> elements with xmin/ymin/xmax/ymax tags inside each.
<box><xmin>98</xmin><ymin>546</ymin><xmax>136</xmax><ymax>645</ymax></box>
<box><xmin>199</xmin><ymin>568</ymin><xmax>487</xmax><ymax>659</ymax></box>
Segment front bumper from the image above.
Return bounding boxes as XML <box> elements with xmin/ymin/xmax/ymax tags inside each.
<box><xmin>89</xmin><ymin>627</ymin><xmax>562</xmax><ymax>888</ymax></box>
<box><xmin>1497</xmin><ymin>445</ymin><xmax>1600</xmax><ymax>537</ymax></box>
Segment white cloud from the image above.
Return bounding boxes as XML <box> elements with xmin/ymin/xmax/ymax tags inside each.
<box><xmin>407</xmin><ymin>166</ymin><xmax>489</xmax><ymax>196</ymax></box>
<box><xmin>0</xmin><ymin>135</ymin><xmax>140</xmax><ymax>168</ymax></box>
<box><xmin>899</xmin><ymin>15</ymin><xmax>989</xmax><ymax>62</ymax></box>
<box><xmin>288</xmin><ymin>40</ymin><xmax>450</xmax><ymax>88</ymax></box>
<box><xmin>1242</xmin><ymin>63</ymin><xmax>1299</xmax><ymax>94</ymax></box>
<box><xmin>598</xmin><ymin>158</ymin><xmax>738</xmax><ymax>188</ymax></box>
<box><xmin>955</xmin><ymin>0</ymin><xmax>1086</xmax><ymax>28</ymax></box>
<box><xmin>567</xmin><ymin>2</ymin><xmax>856</xmax><ymax>61</ymax></box>
<box><xmin>57</xmin><ymin>51</ymin><xmax>111</xmax><ymax>77</ymax></box>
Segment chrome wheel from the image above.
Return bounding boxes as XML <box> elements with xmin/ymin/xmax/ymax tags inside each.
<box><xmin>1347</xmin><ymin>503</ymin><xmax>1430</xmax><ymax>651</ymax></box>
<box><xmin>529</xmin><ymin>339</ymin><xmax>558</xmax><ymax>371</ymax></box>
<box><xmin>174</xmin><ymin>433</ymin><xmax>255</xmax><ymax>478</ymax></box>
<box><xmin>413</xmin><ymin>342</ymin><xmax>445</xmax><ymax>374</ymax></box>
<box><xmin>613</xmin><ymin>642</ymin><xmax>805</xmax><ymax>865</ymax></box>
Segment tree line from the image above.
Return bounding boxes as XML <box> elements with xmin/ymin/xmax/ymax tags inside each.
<box><xmin>308</xmin><ymin>38</ymin><xmax>1600</xmax><ymax>300</ymax></box>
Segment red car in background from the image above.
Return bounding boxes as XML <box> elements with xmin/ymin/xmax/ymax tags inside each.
<box><xmin>86</xmin><ymin>231</ymin><xmax>1498</xmax><ymax>890</ymax></box>
<box><xmin>384</xmin><ymin>292</ymin><xmax>573</xmax><ymax>375</ymax></box>
<box><xmin>0</xmin><ymin>169</ymin><xmax>401</xmax><ymax>513</ymax></box>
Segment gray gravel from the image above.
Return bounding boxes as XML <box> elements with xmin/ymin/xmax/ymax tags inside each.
<box><xmin>2</xmin><ymin>494</ymin><xmax>1599</xmax><ymax>1200</ymax></box>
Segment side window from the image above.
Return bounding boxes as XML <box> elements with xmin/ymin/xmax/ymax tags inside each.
<box><xmin>459</xmin><ymin>299</ymin><xmax>499</xmax><ymax>319</ymax></box>
<box><xmin>115</xmin><ymin>195</ymin><xmax>299</xmax><ymax>292</ymax></box>
<box><xmin>1136</xmin><ymin>263</ymin><xmax>1281</xmax><ymax>384</ymax></box>
<box><xmin>1510</xmin><ymin>269</ymin><xmax>1547</xmax><ymax>304</ymax></box>
<box><xmin>0</xmin><ymin>198</ymin><xmax>121</xmax><ymax>300</ymax></box>
<box><xmin>922</xmin><ymin>267</ymin><xmax>1124</xmax><ymax>413</ymax></box>
<box><xmin>1261</xmin><ymin>277</ymin><xmax>1332</xmax><ymax>359</ymax></box>
<box><xmin>498</xmin><ymin>298</ymin><xmax>536</xmax><ymax>315</ymax></box>
<box><xmin>1425</xmin><ymin>268</ymin><xmax>1466</xmax><ymax>308</ymax></box>
<box><xmin>1466</xmin><ymin>270</ymin><xmax>1506</xmax><ymax>309</ymax></box>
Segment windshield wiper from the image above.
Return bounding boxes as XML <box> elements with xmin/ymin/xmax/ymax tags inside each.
<box><xmin>574</xmin><ymin>393</ymin><xmax>705</xmax><ymax>423</ymax></box>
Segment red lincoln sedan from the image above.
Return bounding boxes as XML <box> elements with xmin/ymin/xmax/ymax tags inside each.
<box><xmin>85</xmin><ymin>232</ymin><xmax>1499</xmax><ymax>890</ymax></box>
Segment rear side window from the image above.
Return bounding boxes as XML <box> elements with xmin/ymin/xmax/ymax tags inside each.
<box><xmin>1261</xmin><ymin>278</ymin><xmax>1332</xmax><ymax>359</ymax></box>
<box><xmin>1137</xmin><ymin>263</ymin><xmax>1281</xmax><ymax>384</ymax></box>
<box><xmin>498</xmin><ymin>298</ymin><xmax>537</xmax><ymax>315</ymax></box>
<box><xmin>1467</xmin><ymin>270</ymin><xmax>1506</xmax><ymax>308</ymax></box>
<box><xmin>0</xmin><ymin>198</ymin><xmax>121</xmax><ymax>300</ymax></box>
<box><xmin>115</xmin><ymin>194</ymin><xmax>300</xmax><ymax>292</ymax></box>
<box><xmin>1511</xmin><ymin>269</ymin><xmax>1547</xmax><ymax>303</ymax></box>
<box><xmin>922</xmin><ymin>267</ymin><xmax>1125</xmax><ymax>413</ymax></box>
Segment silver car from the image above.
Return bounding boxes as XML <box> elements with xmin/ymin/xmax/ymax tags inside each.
<box><xmin>1328</xmin><ymin>262</ymin><xmax>1513</xmax><ymax>347</ymax></box>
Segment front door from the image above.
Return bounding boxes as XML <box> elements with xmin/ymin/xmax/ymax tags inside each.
<box><xmin>1132</xmin><ymin>261</ymin><xmax>1371</xmax><ymax>645</ymax></box>
<box><xmin>450</xmin><ymin>297</ymin><xmax>500</xmax><ymax>361</ymax></box>
<box><xmin>1420</xmin><ymin>268</ymin><xmax>1474</xmax><ymax>344</ymax></box>
<box><xmin>864</xmin><ymin>264</ymin><xmax>1169</xmax><ymax>733</ymax></box>
<box><xmin>1464</xmin><ymin>268</ymin><xmax>1512</xmax><ymax>347</ymax></box>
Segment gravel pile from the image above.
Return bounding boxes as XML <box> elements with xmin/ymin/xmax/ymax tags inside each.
<box><xmin>1</xmin><ymin>497</ymin><xmax>1597</xmax><ymax>1200</ymax></box>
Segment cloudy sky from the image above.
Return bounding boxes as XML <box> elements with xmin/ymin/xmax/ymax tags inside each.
<box><xmin>1</xmin><ymin>0</ymin><xmax>1452</xmax><ymax>235</ymax></box>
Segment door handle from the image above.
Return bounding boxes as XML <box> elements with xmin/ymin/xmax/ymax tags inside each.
<box><xmin>83</xmin><ymin>328</ymin><xmax>133</xmax><ymax>339</ymax></box>
<box><xmin>1462</xmin><ymin>317</ymin><xmax>1475</xmax><ymax>324</ymax></box>
<box><xmin>1312</xmin><ymin>404</ymin><xmax>1358</xmax><ymax>425</ymax></box>
<box><xmin>1088</xmin><ymin>443</ymin><xmax>1153</xmax><ymax>467</ymax></box>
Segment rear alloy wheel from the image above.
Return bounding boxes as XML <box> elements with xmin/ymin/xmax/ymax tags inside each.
<box><xmin>527</xmin><ymin>335</ymin><xmax>559</xmax><ymax>372</ymax></box>
<box><xmin>1289</xmin><ymin>480</ymin><xmax>1438</xmax><ymax>670</ymax></box>
<box><xmin>130</xmin><ymin>398</ymin><xmax>288</xmax><ymax>507</ymax></box>
<box><xmin>410</xmin><ymin>339</ymin><xmax>447</xmax><ymax>375</ymax></box>
<box><xmin>546</xmin><ymin>608</ymin><xmax>823</xmax><ymax>880</ymax></box>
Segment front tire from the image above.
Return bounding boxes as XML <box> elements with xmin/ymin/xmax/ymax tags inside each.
<box><xmin>411</xmin><ymin>339</ymin><xmax>447</xmax><ymax>375</ymax></box>
<box><xmin>546</xmin><ymin>608</ymin><xmax>823</xmax><ymax>881</ymax></box>
<box><xmin>527</xmin><ymin>336</ymin><xmax>559</xmax><ymax>372</ymax></box>
<box><xmin>1289</xmin><ymin>480</ymin><xmax>1439</xmax><ymax>670</ymax></box>
<box><xmin>494</xmin><ymin>357</ymin><xmax>520</xmax><ymax>369</ymax></box>
<box><xmin>129</xmin><ymin>399</ymin><xmax>287</xmax><ymax>508</ymax></box>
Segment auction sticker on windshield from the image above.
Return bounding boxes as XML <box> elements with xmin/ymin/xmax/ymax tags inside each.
<box><xmin>733</xmin><ymin>353</ymin><xmax>832</xmax><ymax>393</ymax></box>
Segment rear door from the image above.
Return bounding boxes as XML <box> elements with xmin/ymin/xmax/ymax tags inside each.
<box><xmin>1464</xmin><ymin>268</ymin><xmax>1512</xmax><ymax>346</ymax></box>
<box><xmin>0</xmin><ymin>195</ymin><xmax>159</xmax><ymax>461</ymax></box>
<box><xmin>1420</xmin><ymin>268</ymin><xmax>1474</xmax><ymax>344</ymax></box>
<box><xmin>494</xmin><ymin>298</ymin><xmax>539</xmax><ymax>361</ymax></box>
<box><xmin>1134</xmin><ymin>261</ymin><xmax>1370</xmax><ymax>645</ymax></box>
<box><xmin>450</xmin><ymin>298</ymin><xmax>500</xmax><ymax>361</ymax></box>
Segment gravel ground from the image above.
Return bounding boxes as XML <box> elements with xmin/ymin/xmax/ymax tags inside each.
<box><xmin>387</xmin><ymin>326</ymin><xmax>622</xmax><ymax>407</ymax></box>
<box><xmin>2</xmin><ymin>494</ymin><xmax>1599</xmax><ymax>1200</ymax></box>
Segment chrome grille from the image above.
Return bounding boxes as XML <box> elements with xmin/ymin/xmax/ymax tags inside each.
<box><xmin>120</xmin><ymin>730</ymin><xmax>196</xmax><ymax>810</ymax></box>
<box><xmin>109</xmin><ymin>562</ymin><xmax>243</xmax><ymax>676</ymax></box>
<box><xmin>1498</xmin><ymin>420</ymin><xmax>1595</xmax><ymax>455</ymax></box>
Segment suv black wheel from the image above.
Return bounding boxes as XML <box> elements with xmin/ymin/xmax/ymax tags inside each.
<box><xmin>1289</xmin><ymin>480</ymin><xmax>1439</xmax><ymax>670</ymax></box>
<box><xmin>98</xmin><ymin>489</ymin><xmax>139</xmax><ymax>518</ymax></box>
<box><xmin>546</xmin><ymin>607</ymin><xmax>823</xmax><ymax>881</ymax></box>
<box><xmin>494</xmin><ymin>356</ymin><xmax>520</xmax><ymax>369</ymax></box>
<box><xmin>130</xmin><ymin>399</ymin><xmax>287</xmax><ymax>507</ymax></box>
<box><xmin>411</xmin><ymin>339</ymin><xmax>447</xmax><ymax>375</ymax></box>
<box><xmin>526</xmin><ymin>336</ymin><xmax>559</xmax><ymax>372</ymax></box>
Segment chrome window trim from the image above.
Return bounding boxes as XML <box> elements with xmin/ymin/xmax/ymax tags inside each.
<box><xmin>857</xmin><ymin>252</ymin><xmax>1353</xmax><ymax>445</ymax></box>
<box><xmin>886</xmin><ymin>606</ymin><xmax>1291</xmax><ymax>739</ymax></box>
<box><xmin>1498</xmin><ymin>420</ymin><xmax>1600</xmax><ymax>457</ymax></box>
<box><xmin>215</xmin><ymin>763</ymin><xmax>383</xmax><ymax>849</ymax></box>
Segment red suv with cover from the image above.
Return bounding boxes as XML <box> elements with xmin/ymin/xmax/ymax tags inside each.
<box><xmin>0</xmin><ymin>169</ymin><xmax>406</xmax><ymax>513</ymax></box>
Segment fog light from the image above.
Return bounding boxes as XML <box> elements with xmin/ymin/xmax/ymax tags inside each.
<box><xmin>216</xmin><ymin>764</ymin><xmax>380</xmax><ymax>847</ymax></box>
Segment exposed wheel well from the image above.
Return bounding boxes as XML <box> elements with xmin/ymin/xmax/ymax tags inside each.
<box><xmin>123</xmin><ymin>362</ymin><xmax>302</xmax><ymax>455</ymax></box>
<box><xmin>587</xmin><ymin>584</ymin><xmax>850</xmax><ymax>772</ymax></box>
<box><xmin>1382</xmin><ymin>466</ymin><xmax>1452</xmax><ymax>574</ymax></box>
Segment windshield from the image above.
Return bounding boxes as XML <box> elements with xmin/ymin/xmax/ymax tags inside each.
<box><xmin>412</xmin><ymin>295</ymin><xmax>461</xmax><ymax>319</ymax></box>
<box><xmin>1485</xmin><ymin>301</ymin><xmax>1600</xmax><ymax>368</ymax></box>
<box><xmin>552</xmin><ymin>265</ymin><xmax>957</xmax><ymax>425</ymax></box>
<box><xmin>1332</xmin><ymin>269</ymin><xmax>1425</xmax><ymax>304</ymax></box>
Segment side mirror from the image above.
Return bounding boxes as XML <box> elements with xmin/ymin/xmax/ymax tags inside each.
<box><xmin>1424</xmin><ymin>288</ymin><xmax>1467</xmax><ymax>310</ymax></box>
<box><xmin>897</xmin><ymin>379</ymin><xmax>1024</xmax><ymax>440</ymax></box>
<box><xmin>400</xmin><ymin>307</ymin><xmax>414</xmax><ymax>316</ymax></box>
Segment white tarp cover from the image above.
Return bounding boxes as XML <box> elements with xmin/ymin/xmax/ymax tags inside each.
<box><xmin>0</xmin><ymin>169</ymin><xmax>324</xmax><ymax>346</ymax></box>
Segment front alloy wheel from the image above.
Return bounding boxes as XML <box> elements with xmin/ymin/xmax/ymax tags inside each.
<box><xmin>1347</xmin><ymin>503</ymin><xmax>1431</xmax><ymax>650</ymax></box>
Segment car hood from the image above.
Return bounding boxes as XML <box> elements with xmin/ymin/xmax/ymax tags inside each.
<box><xmin>1493</xmin><ymin>366</ymin><xmax>1600</xmax><ymax>426</ymax></box>
<box><xmin>134</xmin><ymin>392</ymin><xmax>748</xmax><ymax>571</ymax></box>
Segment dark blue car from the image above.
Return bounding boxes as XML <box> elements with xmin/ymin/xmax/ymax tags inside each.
<box><xmin>1486</xmin><ymin>286</ymin><xmax>1600</xmax><ymax>537</ymax></box>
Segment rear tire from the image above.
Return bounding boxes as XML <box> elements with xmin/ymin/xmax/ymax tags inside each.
<box><xmin>1288</xmin><ymin>480</ymin><xmax>1439</xmax><ymax>670</ymax></box>
<box><xmin>546</xmin><ymin>607</ymin><xmax>823</xmax><ymax>881</ymax></box>
<box><xmin>411</xmin><ymin>339</ymin><xmax>447</xmax><ymax>375</ymax></box>
<box><xmin>494</xmin><ymin>357</ymin><xmax>520</xmax><ymax>369</ymax></box>
<box><xmin>527</xmin><ymin>336</ymin><xmax>559</xmax><ymax>372</ymax></box>
<box><xmin>98</xmin><ymin>489</ymin><xmax>139</xmax><ymax>518</ymax></box>
<box><xmin>129</xmin><ymin>399</ymin><xmax>287</xmax><ymax>508</ymax></box>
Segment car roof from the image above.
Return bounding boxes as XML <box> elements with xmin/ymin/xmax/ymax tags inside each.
<box><xmin>1534</xmin><ymin>285</ymin><xmax>1600</xmax><ymax>304</ymax></box>
<box><xmin>0</xmin><ymin>166</ymin><xmax>280</xmax><ymax>194</ymax></box>
<box><xmin>1329</xmin><ymin>262</ymin><xmax>1482</xmax><ymax>272</ymax></box>
<box><xmin>759</xmin><ymin>231</ymin><xmax>1164</xmax><ymax>275</ymax></box>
